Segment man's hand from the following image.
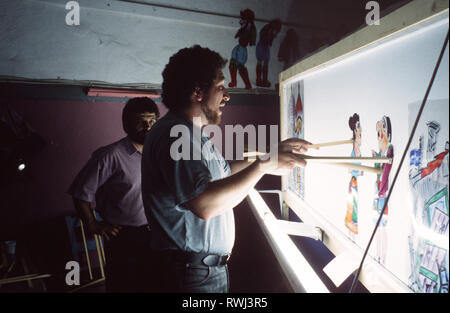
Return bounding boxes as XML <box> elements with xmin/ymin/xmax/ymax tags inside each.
<box><xmin>87</xmin><ymin>221</ymin><xmax>121</xmax><ymax>241</ymax></box>
<box><xmin>183</xmin><ymin>138</ymin><xmax>312</xmax><ymax>221</ymax></box>
<box><xmin>72</xmin><ymin>198</ymin><xmax>122</xmax><ymax>240</ymax></box>
<box><xmin>259</xmin><ymin>138</ymin><xmax>311</xmax><ymax>176</ymax></box>
<box><xmin>278</xmin><ymin>137</ymin><xmax>311</xmax><ymax>154</ymax></box>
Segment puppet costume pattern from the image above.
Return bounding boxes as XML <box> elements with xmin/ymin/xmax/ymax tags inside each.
<box><xmin>345</xmin><ymin>150</ymin><xmax>360</xmax><ymax>234</ymax></box>
<box><xmin>372</xmin><ymin>144</ymin><xmax>394</xmax><ymax>225</ymax></box>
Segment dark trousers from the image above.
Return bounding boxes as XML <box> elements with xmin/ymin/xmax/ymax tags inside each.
<box><xmin>149</xmin><ymin>251</ymin><xmax>229</xmax><ymax>293</ymax></box>
<box><xmin>103</xmin><ymin>225</ymin><xmax>152</xmax><ymax>293</ymax></box>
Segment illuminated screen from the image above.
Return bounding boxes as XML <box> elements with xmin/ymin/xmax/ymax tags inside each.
<box><xmin>281</xmin><ymin>14</ymin><xmax>449</xmax><ymax>293</ymax></box>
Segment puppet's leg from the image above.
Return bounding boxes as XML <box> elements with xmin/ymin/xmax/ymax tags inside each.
<box><xmin>256</xmin><ymin>62</ymin><xmax>262</xmax><ymax>86</ymax></box>
<box><xmin>255</xmin><ymin>42</ymin><xmax>265</xmax><ymax>87</ymax></box>
<box><xmin>238</xmin><ymin>64</ymin><xmax>252</xmax><ymax>89</ymax></box>
<box><xmin>228</xmin><ymin>46</ymin><xmax>239</xmax><ymax>88</ymax></box>
<box><xmin>261</xmin><ymin>61</ymin><xmax>271</xmax><ymax>87</ymax></box>
<box><xmin>228</xmin><ymin>59</ymin><xmax>237</xmax><ymax>88</ymax></box>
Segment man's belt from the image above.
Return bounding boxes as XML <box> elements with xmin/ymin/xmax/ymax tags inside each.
<box><xmin>165</xmin><ymin>250</ymin><xmax>231</xmax><ymax>267</ymax></box>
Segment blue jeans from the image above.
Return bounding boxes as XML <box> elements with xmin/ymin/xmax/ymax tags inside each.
<box><xmin>150</xmin><ymin>253</ymin><xmax>229</xmax><ymax>293</ymax></box>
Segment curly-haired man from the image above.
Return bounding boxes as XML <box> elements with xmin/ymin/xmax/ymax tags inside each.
<box><xmin>142</xmin><ymin>45</ymin><xmax>310</xmax><ymax>292</ymax></box>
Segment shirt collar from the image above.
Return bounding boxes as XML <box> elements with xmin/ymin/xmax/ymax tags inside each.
<box><xmin>123</xmin><ymin>136</ymin><xmax>140</xmax><ymax>155</ymax></box>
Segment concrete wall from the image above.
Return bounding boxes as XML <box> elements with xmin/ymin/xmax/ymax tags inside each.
<box><xmin>0</xmin><ymin>0</ymin><xmax>410</xmax><ymax>87</ymax></box>
<box><xmin>0</xmin><ymin>0</ymin><xmax>303</xmax><ymax>87</ymax></box>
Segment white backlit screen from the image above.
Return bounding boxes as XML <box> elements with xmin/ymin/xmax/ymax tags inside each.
<box><xmin>282</xmin><ymin>14</ymin><xmax>449</xmax><ymax>293</ymax></box>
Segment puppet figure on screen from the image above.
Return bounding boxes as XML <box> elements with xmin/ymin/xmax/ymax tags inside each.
<box><xmin>228</xmin><ymin>9</ymin><xmax>256</xmax><ymax>89</ymax></box>
<box><xmin>408</xmin><ymin>118</ymin><xmax>449</xmax><ymax>293</ymax></box>
<box><xmin>294</xmin><ymin>87</ymin><xmax>303</xmax><ymax>138</ymax></box>
<box><xmin>255</xmin><ymin>19</ymin><xmax>281</xmax><ymax>88</ymax></box>
<box><xmin>286</xmin><ymin>81</ymin><xmax>305</xmax><ymax>199</ymax></box>
<box><xmin>293</xmin><ymin>82</ymin><xmax>304</xmax><ymax>198</ymax></box>
<box><xmin>372</xmin><ymin>115</ymin><xmax>394</xmax><ymax>265</ymax></box>
<box><xmin>345</xmin><ymin>113</ymin><xmax>363</xmax><ymax>241</ymax></box>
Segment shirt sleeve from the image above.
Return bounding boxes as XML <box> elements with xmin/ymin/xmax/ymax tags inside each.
<box><xmin>67</xmin><ymin>148</ymin><xmax>113</xmax><ymax>202</ymax></box>
<box><xmin>157</xmin><ymin>137</ymin><xmax>212</xmax><ymax>208</ymax></box>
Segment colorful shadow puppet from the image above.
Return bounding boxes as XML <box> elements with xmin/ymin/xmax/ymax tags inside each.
<box><xmin>256</xmin><ymin>19</ymin><xmax>281</xmax><ymax>88</ymax></box>
<box><xmin>345</xmin><ymin>113</ymin><xmax>363</xmax><ymax>240</ymax></box>
<box><xmin>408</xmin><ymin>120</ymin><xmax>449</xmax><ymax>293</ymax></box>
<box><xmin>228</xmin><ymin>9</ymin><xmax>256</xmax><ymax>89</ymax></box>
<box><xmin>372</xmin><ymin>115</ymin><xmax>394</xmax><ymax>265</ymax></box>
<box><xmin>292</xmin><ymin>82</ymin><xmax>304</xmax><ymax>199</ymax></box>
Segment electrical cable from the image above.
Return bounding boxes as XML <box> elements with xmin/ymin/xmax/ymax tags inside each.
<box><xmin>348</xmin><ymin>29</ymin><xmax>449</xmax><ymax>293</ymax></box>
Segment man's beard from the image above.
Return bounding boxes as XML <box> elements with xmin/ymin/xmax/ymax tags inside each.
<box><xmin>128</xmin><ymin>130</ymin><xmax>148</xmax><ymax>145</ymax></box>
<box><xmin>201</xmin><ymin>102</ymin><xmax>221</xmax><ymax>125</ymax></box>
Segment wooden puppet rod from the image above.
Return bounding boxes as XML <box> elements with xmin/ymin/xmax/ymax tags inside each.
<box><xmin>242</xmin><ymin>151</ymin><xmax>391</xmax><ymax>165</ymax></box>
<box><xmin>243</xmin><ymin>139</ymin><xmax>353</xmax><ymax>156</ymax></box>
<box><xmin>300</xmin><ymin>155</ymin><xmax>392</xmax><ymax>164</ymax></box>
<box><xmin>307</xmin><ymin>139</ymin><xmax>353</xmax><ymax>149</ymax></box>
<box><xmin>243</xmin><ymin>151</ymin><xmax>265</xmax><ymax>158</ymax></box>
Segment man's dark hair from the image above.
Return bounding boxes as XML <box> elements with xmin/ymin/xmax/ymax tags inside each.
<box><xmin>161</xmin><ymin>45</ymin><xmax>227</xmax><ymax>111</ymax></box>
<box><xmin>122</xmin><ymin>97</ymin><xmax>160</xmax><ymax>134</ymax></box>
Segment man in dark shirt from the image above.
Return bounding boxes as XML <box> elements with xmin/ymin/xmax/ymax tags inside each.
<box><xmin>142</xmin><ymin>45</ymin><xmax>310</xmax><ymax>292</ymax></box>
<box><xmin>68</xmin><ymin>97</ymin><xmax>159</xmax><ymax>292</ymax></box>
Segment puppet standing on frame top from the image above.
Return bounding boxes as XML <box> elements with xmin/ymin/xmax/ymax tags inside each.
<box><xmin>256</xmin><ymin>19</ymin><xmax>281</xmax><ymax>88</ymax></box>
<box><xmin>228</xmin><ymin>9</ymin><xmax>256</xmax><ymax>89</ymax></box>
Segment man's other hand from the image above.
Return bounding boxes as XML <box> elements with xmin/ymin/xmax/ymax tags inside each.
<box><xmin>88</xmin><ymin>221</ymin><xmax>121</xmax><ymax>240</ymax></box>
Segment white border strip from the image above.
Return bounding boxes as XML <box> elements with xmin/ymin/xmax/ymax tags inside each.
<box><xmin>247</xmin><ymin>189</ymin><xmax>329</xmax><ymax>293</ymax></box>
